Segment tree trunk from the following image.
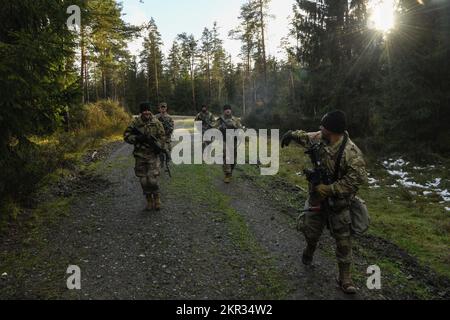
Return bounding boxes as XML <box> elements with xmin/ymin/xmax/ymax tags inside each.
<box><xmin>153</xmin><ymin>45</ymin><xmax>160</xmax><ymax>103</ymax></box>
<box><xmin>242</xmin><ymin>68</ymin><xmax>246</xmax><ymax>116</ymax></box>
<box><xmin>259</xmin><ymin>0</ymin><xmax>268</xmax><ymax>102</ymax></box>
<box><xmin>102</xmin><ymin>71</ymin><xmax>107</xmax><ymax>99</ymax></box>
<box><xmin>80</xmin><ymin>27</ymin><xmax>86</xmax><ymax>104</ymax></box>
<box><xmin>191</xmin><ymin>56</ymin><xmax>196</xmax><ymax>110</ymax></box>
<box><xmin>289</xmin><ymin>63</ymin><xmax>296</xmax><ymax>108</ymax></box>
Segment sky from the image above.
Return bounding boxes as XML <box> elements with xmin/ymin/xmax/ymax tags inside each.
<box><xmin>121</xmin><ymin>0</ymin><xmax>295</xmax><ymax>62</ymax></box>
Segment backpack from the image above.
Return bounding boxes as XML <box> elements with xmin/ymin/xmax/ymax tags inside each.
<box><xmin>334</xmin><ymin>135</ymin><xmax>370</xmax><ymax>235</ymax></box>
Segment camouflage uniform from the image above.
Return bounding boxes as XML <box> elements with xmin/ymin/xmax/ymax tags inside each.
<box><xmin>124</xmin><ymin>115</ymin><xmax>166</xmax><ymax>196</ymax></box>
<box><xmin>196</xmin><ymin>111</ymin><xmax>216</xmax><ymax>149</ymax></box>
<box><xmin>215</xmin><ymin>115</ymin><xmax>243</xmax><ymax>175</ymax></box>
<box><xmin>195</xmin><ymin>111</ymin><xmax>215</xmax><ymax>133</ymax></box>
<box><xmin>292</xmin><ymin>130</ymin><xmax>367</xmax><ymax>265</ymax></box>
<box><xmin>155</xmin><ymin>113</ymin><xmax>174</xmax><ymax>152</ymax></box>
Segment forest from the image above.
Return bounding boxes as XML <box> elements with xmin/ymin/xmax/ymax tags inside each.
<box><xmin>0</xmin><ymin>0</ymin><xmax>449</xmax><ymax>301</ymax></box>
<box><xmin>2</xmin><ymin>1</ymin><xmax>449</xmax><ymax>146</ymax></box>
<box><xmin>1</xmin><ymin>0</ymin><xmax>449</xmax><ymax>218</ymax></box>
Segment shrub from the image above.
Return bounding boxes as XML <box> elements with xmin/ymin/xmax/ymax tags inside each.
<box><xmin>0</xmin><ymin>100</ymin><xmax>130</xmax><ymax>224</ymax></box>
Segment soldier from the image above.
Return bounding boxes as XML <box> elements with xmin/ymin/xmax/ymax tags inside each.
<box><xmin>155</xmin><ymin>102</ymin><xmax>175</xmax><ymax>168</ymax></box>
<box><xmin>195</xmin><ymin>104</ymin><xmax>215</xmax><ymax>132</ymax></box>
<box><xmin>195</xmin><ymin>104</ymin><xmax>216</xmax><ymax>149</ymax></box>
<box><xmin>124</xmin><ymin>102</ymin><xmax>166</xmax><ymax>211</ymax></box>
<box><xmin>215</xmin><ymin>105</ymin><xmax>243</xmax><ymax>184</ymax></box>
<box><xmin>281</xmin><ymin>110</ymin><xmax>367</xmax><ymax>294</ymax></box>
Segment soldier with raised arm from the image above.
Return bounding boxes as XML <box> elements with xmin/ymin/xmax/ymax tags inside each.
<box><xmin>281</xmin><ymin>110</ymin><xmax>367</xmax><ymax>294</ymax></box>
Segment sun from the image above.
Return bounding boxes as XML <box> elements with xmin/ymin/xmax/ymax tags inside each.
<box><xmin>368</xmin><ymin>0</ymin><xmax>397</xmax><ymax>33</ymax></box>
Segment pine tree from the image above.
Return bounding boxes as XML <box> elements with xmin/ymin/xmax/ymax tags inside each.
<box><xmin>140</xmin><ymin>18</ymin><xmax>164</xmax><ymax>104</ymax></box>
<box><xmin>177</xmin><ymin>33</ymin><xmax>199</xmax><ymax>111</ymax></box>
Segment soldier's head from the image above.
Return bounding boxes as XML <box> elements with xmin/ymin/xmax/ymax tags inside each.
<box><xmin>223</xmin><ymin>105</ymin><xmax>232</xmax><ymax>117</ymax></box>
<box><xmin>320</xmin><ymin>110</ymin><xmax>347</xmax><ymax>142</ymax></box>
<box><xmin>159</xmin><ymin>102</ymin><xmax>168</xmax><ymax>114</ymax></box>
<box><xmin>139</xmin><ymin>102</ymin><xmax>152</xmax><ymax>120</ymax></box>
<box><xmin>201</xmin><ymin>104</ymin><xmax>208</xmax><ymax>113</ymax></box>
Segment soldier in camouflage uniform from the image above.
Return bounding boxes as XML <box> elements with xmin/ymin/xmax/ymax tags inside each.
<box><xmin>281</xmin><ymin>110</ymin><xmax>367</xmax><ymax>294</ymax></box>
<box><xmin>155</xmin><ymin>102</ymin><xmax>174</xmax><ymax>171</ymax></box>
<box><xmin>215</xmin><ymin>105</ymin><xmax>243</xmax><ymax>184</ymax></box>
<box><xmin>196</xmin><ymin>104</ymin><xmax>215</xmax><ymax>133</ymax></box>
<box><xmin>124</xmin><ymin>102</ymin><xmax>166</xmax><ymax>211</ymax></box>
<box><xmin>196</xmin><ymin>104</ymin><xmax>216</xmax><ymax>148</ymax></box>
<box><xmin>155</xmin><ymin>102</ymin><xmax>175</xmax><ymax>154</ymax></box>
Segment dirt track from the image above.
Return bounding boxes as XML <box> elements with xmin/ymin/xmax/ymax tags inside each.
<box><xmin>1</xmin><ymin>118</ymin><xmax>436</xmax><ymax>300</ymax></box>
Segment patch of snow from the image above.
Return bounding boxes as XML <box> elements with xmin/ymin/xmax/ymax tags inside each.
<box><xmin>412</xmin><ymin>165</ymin><xmax>436</xmax><ymax>170</ymax></box>
<box><xmin>397</xmin><ymin>179</ymin><xmax>429</xmax><ymax>189</ymax></box>
<box><xmin>368</xmin><ymin>177</ymin><xmax>379</xmax><ymax>185</ymax></box>
<box><xmin>445</xmin><ymin>207</ymin><xmax>450</xmax><ymax>212</ymax></box>
<box><xmin>426</xmin><ymin>178</ymin><xmax>441</xmax><ymax>188</ymax></box>
<box><xmin>390</xmin><ymin>184</ymin><xmax>398</xmax><ymax>188</ymax></box>
<box><xmin>387</xmin><ymin>170</ymin><xmax>408</xmax><ymax>179</ymax></box>
<box><xmin>383</xmin><ymin>158</ymin><xmax>410</xmax><ymax>169</ymax></box>
<box><xmin>423</xmin><ymin>191</ymin><xmax>433</xmax><ymax>196</ymax></box>
<box><xmin>438</xmin><ymin>190</ymin><xmax>450</xmax><ymax>202</ymax></box>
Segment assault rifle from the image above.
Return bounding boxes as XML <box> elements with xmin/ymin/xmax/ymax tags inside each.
<box><xmin>302</xmin><ymin>133</ymin><xmax>348</xmax><ymax>213</ymax></box>
<box><xmin>302</xmin><ymin>142</ymin><xmax>333</xmax><ymax>213</ymax></box>
<box><xmin>131</xmin><ymin>127</ymin><xmax>172</xmax><ymax>178</ymax></box>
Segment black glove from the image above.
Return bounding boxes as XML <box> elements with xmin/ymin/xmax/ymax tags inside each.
<box><xmin>281</xmin><ymin>130</ymin><xmax>294</xmax><ymax>148</ymax></box>
<box><xmin>135</xmin><ymin>135</ymin><xmax>147</xmax><ymax>144</ymax></box>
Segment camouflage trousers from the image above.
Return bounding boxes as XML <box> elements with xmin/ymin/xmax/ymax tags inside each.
<box><xmin>223</xmin><ymin>143</ymin><xmax>238</xmax><ymax>175</ymax></box>
<box><xmin>165</xmin><ymin>138</ymin><xmax>172</xmax><ymax>152</ymax></box>
<box><xmin>159</xmin><ymin>138</ymin><xmax>172</xmax><ymax>166</ymax></box>
<box><xmin>301</xmin><ymin>199</ymin><xmax>353</xmax><ymax>265</ymax></box>
<box><xmin>134</xmin><ymin>155</ymin><xmax>161</xmax><ymax>195</ymax></box>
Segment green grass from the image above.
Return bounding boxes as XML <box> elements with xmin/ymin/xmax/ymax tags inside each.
<box><xmin>375</xmin><ymin>259</ymin><xmax>435</xmax><ymax>299</ymax></box>
<box><xmin>0</xmin><ymin>195</ymin><xmax>75</xmax><ymax>299</ymax></box>
<box><xmin>265</xmin><ymin>144</ymin><xmax>450</xmax><ymax>279</ymax></box>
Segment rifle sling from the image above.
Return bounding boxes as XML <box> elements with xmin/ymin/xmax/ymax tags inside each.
<box><xmin>333</xmin><ymin>133</ymin><xmax>349</xmax><ymax>183</ymax></box>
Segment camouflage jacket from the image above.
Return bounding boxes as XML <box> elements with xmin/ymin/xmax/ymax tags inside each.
<box><xmin>195</xmin><ymin>111</ymin><xmax>215</xmax><ymax>130</ymax></box>
<box><xmin>124</xmin><ymin>115</ymin><xmax>166</xmax><ymax>159</ymax></box>
<box><xmin>214</xmin><ymin>115</ymin><xmax>243</xmax><ymax>135</ymax></box>
<box><xmin>155</xmin><ymin>113</ymin><xmax>175</xmax><ymax>138</ymax></box>
<box><xmin>292</xmin><ymin>130</ymin><xmax>367</xmax><ymax>198</ymax></box>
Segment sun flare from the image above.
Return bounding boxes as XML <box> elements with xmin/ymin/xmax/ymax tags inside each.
<box><xmin>368</xmin><ymin>0</ymin><xmax>397</xmax><ymax>33</ymax></box>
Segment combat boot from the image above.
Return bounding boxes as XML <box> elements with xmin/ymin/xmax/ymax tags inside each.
<box><xmin>146</xmin><ymin>194</ymin><xmax>154</xmax><ymax>211</ymax></box>
<box><xmin>302</xmin><ymin>243</ymin><xmax>317</xmax><ymax>266</ymax></box>
<box><xmin>224</xmin><ymin>174</ymin><xmax>232</xmax><ymax>184</ymax></box>
<box><xmin>338</xmin><ymin>263</ymin><xmax>357</xmax><ymax>294</ymax></box>
<box><xmin>154</xmin><ymin>193</ymin><xmax>162</xmax><ymax>211</ymax></box>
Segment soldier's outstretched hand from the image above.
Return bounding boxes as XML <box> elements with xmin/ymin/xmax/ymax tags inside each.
<box><xmin>281</xmin><ymin>130</ymin><xmax>294</xmax><ymax>148</ymax></box>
